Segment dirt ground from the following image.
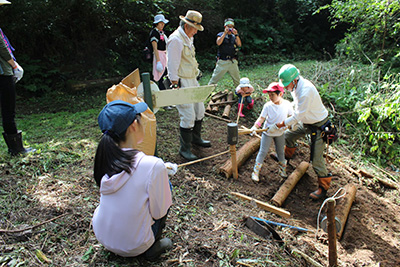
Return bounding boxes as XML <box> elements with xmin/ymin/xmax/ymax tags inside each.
<box><xmin>1</xmin><ymin>96</ymin><xmax>399</xmax><ymax>266</ymax></box>
<box><xmin>154</xmin><ymin>105</ymin><xmax>400</xmax><ymax>266</ymax></box>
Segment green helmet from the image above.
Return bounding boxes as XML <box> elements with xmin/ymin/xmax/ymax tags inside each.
<box><xmin>279</xmin><ymin>64</ymin><xmax>300</xmax><ymax>87</ymax></box>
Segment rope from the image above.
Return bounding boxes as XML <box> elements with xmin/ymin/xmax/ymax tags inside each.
<box><xmin>315</xmin><ymin>187</ymin><xmax>347</xmax><ymax>240</ymax></box>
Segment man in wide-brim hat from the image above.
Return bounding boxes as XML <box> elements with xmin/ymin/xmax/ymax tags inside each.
<box><xmin>166</xmin><ymin>10</ymin><xmax>211</xmax><ymax>161</ymax></box>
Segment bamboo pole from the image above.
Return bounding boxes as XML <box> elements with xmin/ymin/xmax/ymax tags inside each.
<box><xmin>271</xmin><ymin>161</ymin><xmax>310</xmax><ymax>207</ymax></box>
<box><xmin>177</xmin><ymin>150</ymin><xmax>230</xmax><ymax>168</ymax></box>
<box><xmin>205</xmin><ymin>112</ymin><xmax>232</xmax><ymax>123</ymax></box>
<box><xmin>231</xmin><ymin>192</ymin><xmax>290</xmax><ymax>218</ymax></box>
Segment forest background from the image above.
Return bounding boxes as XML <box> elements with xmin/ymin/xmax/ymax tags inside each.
<box><xmin>0</xmin><ymin>0</ymin><xmax>399</xmax><ymax>167</ymax></box>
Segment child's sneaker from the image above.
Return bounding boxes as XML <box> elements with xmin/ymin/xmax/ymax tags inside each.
<box><xmin>251</xmin><ymin>162</ymin><xmax>262</xmax><ymax>182</ymax></box>
<box><xmin>278</xmin><ymin>161</ymin><xmax>287</xmax><ymax>178</ymax></box>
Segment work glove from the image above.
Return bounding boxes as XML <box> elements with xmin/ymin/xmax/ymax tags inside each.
<box><xmin>290</xmin><ymin>122</ymin><xmax>302</xmax><ymax>131</ymax></box>
<box><xmin>267</xmin><ymin>124</ymin><xmax>280</xmax><ymax>135</ymax></box>
<box><xmin>164</xmin><ymin>162</ymin><xmax>178</xmax><ymax>176</ymax></box>
<box><xmin>13</xmin><ymin>62</ymin><xmax>24</xmax><ymax>83</ymax></box>
<box><xmin>250</xmin><ymin>126</ymin><xmax>258</xmax><ymax>136</ymax></box>
<box><xmin>156</xmin><ymin>61</ymin><xmax>163</xmax><ymax>73</ymax></box>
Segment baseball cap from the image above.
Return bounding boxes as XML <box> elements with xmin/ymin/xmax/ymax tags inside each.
<box><xmin>263</xmin><ymin>82</ymin><xmax>284</xmax><ymax>93</ymax></box>
<box><xmin>98</xmin><ymin>100</ymin><xmax>148</xmax><ymax>138</ymax></box>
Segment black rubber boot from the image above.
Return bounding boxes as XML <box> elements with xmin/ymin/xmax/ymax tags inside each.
<box><xmin>179</xmin><ymin>127</ymin><xmax>198</xmax><ymax>161</ymax></box>
<box><xmin>144</xmin><ymin>238</ymin><xmax>173</xmax><ymax>261</ymax></box>
<box><xmin>192</xmin><ymin>120</ymin><xmax>211</xmax><ymax>147</ymax></box>
<box><xmin>2</xmin><ymin>131</ymin><xmax>36</xmax><ymax>156</ymax></box>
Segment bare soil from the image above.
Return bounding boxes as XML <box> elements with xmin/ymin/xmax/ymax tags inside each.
<box><xmin>1</xmin><ymin>98</ymin><xmax>399</xmax><ymax>266</ymax></box>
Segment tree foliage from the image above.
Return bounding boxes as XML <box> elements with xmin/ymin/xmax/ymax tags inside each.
<box><xmin>318</xmin><ymin>0</ymin><xmax>400</xmax><ymax>71</ymax></box>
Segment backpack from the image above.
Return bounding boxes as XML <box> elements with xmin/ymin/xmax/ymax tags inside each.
<box><xmin>143</xmin><ymin>30</ymin><xmax>154</xmax><ymax>62</ymax></box>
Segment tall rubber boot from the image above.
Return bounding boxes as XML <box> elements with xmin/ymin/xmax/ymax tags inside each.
<box><xmin>251</xmin><ymin>162</ymin><xmax>262</xmax><ymax>182</ymax></box>
<box><xmin>192</xmin><ymin>120</ymin><xmax>211</xmax><ymax>147</ymax></box>
<box><xmin>309</xmin><ymin>175</ymin><xmax>332</xmax><ymax>200</ymax></box>
<box><xmin>144</xmin><ymin>238</ymin><xmax>173</xmax><ymax>261</ymax></box>
<box><xmin>238</xmin><ymin>104</ymin><xmax>245</xmax><ymax>117</ymax></box>
<box><xmin>179</xmin><ymin>127</ymin><xmax>198</xmax><ymax>161</ymax></box>
<box><xmin>3</xmin><ymin>131</ymin><xmax>36</xmax><ymax>156</ymax></box>
<box><xmin>246</xmin><ymin>99</ymin><xmax>254</xmax><ymax>110</ymax></box>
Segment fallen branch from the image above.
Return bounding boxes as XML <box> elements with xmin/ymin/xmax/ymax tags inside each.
<box><xmin>205</xmin><ymin>112</ymin><xmax>232</xmax><ymax>123</ymax></box>
<box><xmin>291</xmin><ymin>249</ymin><xmax>324</xmax><ymax>267</ymax></box>
<box><xmin>0</xmin><ymin>214</ymin><xmax>68</xmax><ymax>234</ymax></box>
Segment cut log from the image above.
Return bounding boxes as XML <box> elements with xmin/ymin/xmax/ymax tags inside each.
<box><xmin>271</xmin><ymin>161</ymin><xmax>310</xmax><ymax>207</ymax></box>
<box><xmin>336</xmin><ymin>183</ymin><xmax>357</xmax><ymax>240</ymax></box>
<box><xmin>212</xmin><ymin>97</ymin><xmax>223</xmax><ymax>113</ymax></box>
<box><xmin>222</xmin><ymin>92</ymin><xmax>234</xmax><ymax>119</ymax></box>
<box><xmin>206</xmin><ymin>98</ymin><xmax>214</xmax><ymax>113</ymax></box>
<box><xmin>231</xmin><ymin>192</ymin><xmax>290</xmax><ymax>218</ymax></box>
<box><xmin>211</xmin><ymin>90</ymin><xmax>228</xmax><ymax>102</ymax></box>
<box><xmin>219</xmin><ymin>137</ymin><xmax>261</xmax><ymax>178</ymax></box>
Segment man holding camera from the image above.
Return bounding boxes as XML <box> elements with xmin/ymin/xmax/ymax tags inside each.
<box><xmin>208</xmin><ymin>18</ymin><xmax>242</xmax><ymax>88</ymax></box>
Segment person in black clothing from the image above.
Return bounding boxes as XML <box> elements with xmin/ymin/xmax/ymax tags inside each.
<box><xmin>208</xmin><ymin>18</ymin><xmax>242</xmax><ymax>88</ymax></box>
<box><xmin>150</xmin><ymin>14</ymin><xmax>169</xmax><ymax>90</ymax></box>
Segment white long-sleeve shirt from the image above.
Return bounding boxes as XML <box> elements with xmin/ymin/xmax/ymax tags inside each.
<box><xmin>284</xmin><ymin>76</ymin><xmax>328</xmax><ymax>126</ymax></box>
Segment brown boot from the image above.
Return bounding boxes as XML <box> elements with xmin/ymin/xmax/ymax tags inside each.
<box><xmin>309</xmin><ymin>175</ymin><xmax>332</xmax><ymax>200</ymax></box>
<box><xmin>284</xmin><ymin>146</ymin><xmax>296</xmax><ymax>160</ymax></box>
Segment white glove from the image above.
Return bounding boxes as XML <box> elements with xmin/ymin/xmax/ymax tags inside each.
<box><xmin>290</xmin><ymin>122</ymin><xmax>302</xmax><ymax>131</ymax></box>
<box><xmin>156</xmin><ymin>61</ymin><xmax>163</xmax><ymax>73</ymax></box>
<box><xmin>13</xmin><ymin>62</ymin><xmax>24</xmax><ymax>83</ymax></box>
<box><xmin>250</xmin><ymin>126</ymin><xmax>258</xmax><ymax>136</ymax></box>
<box><xmin>267</xmin><ymin>124</ymin><xmax>280</xmax><ymax>135</ymax></box>
<box><xmin>164</xmin><ymin>162</ymin><xmax>178</xmax><ymax>176</ymax></box>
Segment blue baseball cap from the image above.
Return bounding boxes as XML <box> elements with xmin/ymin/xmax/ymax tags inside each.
<box><xmin>98</xmin><ymin>100</ymin><xmax>148</xmax><ymax>138</ymax></box>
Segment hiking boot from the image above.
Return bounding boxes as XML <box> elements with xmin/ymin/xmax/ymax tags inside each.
<box><xmin>309</xmin><ymin>175</ymin><xmax>332</xmax><ymax>200</ymax></box>
<box><xmin>144</xmin><ymin>238</ymin><xmax>173</xmax><ymax>261</ymax></box>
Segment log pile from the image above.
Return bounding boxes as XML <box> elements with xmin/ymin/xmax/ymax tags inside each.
<box><xmin>206</xmin><ymin>90</ymin><xmax>236</xmax><ymax>119</ymax></box>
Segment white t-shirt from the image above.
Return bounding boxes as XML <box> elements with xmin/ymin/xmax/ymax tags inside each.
<box><xmin>260</xmin><ymin>99</ymin><xmax>293</xmax><ymax>136</ymax></box>
<box><xmin>92</xmin><ymin>151</ymin><xmax>172</xmax><ymax>257</ymax></box>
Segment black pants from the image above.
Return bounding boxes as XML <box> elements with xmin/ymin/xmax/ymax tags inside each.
<box><xmin>0</xmin><ymin>75</ymin><xmax>17</xmax><ymax>134</ymax></box>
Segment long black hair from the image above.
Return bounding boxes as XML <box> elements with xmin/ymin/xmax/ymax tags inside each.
<box><xmin>93</xmin><ymin>117</ymin><xmax>141</xmax><ymax>187</ymax></box>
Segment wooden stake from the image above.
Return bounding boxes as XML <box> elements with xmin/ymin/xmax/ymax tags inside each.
<box><xmin>230</xmin><ymin>145</ymin><xmax>238</xmax><ymax>179</ymax></box>
<box><xmin>327</xmin><ymin>199</ymin><xmax>338</xmax><ymax>267</ymax></box>
<box><xmin>271</xmin><ymin>161</ymin><xmax>310</xmax><ymax>207</ymax></box>
<box><xmin>336</xmin><ymin>183</ymin><xmax>357</xmax><ymax>239</ymax></box>
<box><xmin>206</xmin><ymin>99</ymin><xmax>214</xmax><ymax>113</ymax></box>
<box><xmin>219</xmin><ymin>137</ymin><xmax>261</xmax><ymax>178</ymax></box>
<box><xmin>211</xmin><ymin>90</ymin><xmax>228</xmax><ymax>101</ymax></box>
<box><xmin>231</xmin><ymin>192</ymin><xmax>291</xmax><ymax>218</ymax></box>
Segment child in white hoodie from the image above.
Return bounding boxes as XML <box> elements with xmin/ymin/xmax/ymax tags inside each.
<box><xmin>92</xmin><ymin>100</ymin><xmax>176</xmax><ymax>260</ymax></box>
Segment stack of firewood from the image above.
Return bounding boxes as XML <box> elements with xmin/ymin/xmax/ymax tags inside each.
<box><xmin>206</xmin><ymin>90</ymin><xmax>236</xmax><ymax>119</ymax></box>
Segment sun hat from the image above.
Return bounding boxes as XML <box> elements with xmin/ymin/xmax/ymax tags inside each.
<box><xmin>98</xmin><ymin>100</ymin><xmax>148</xmax><ymax>138</ymax></box>
<box><xmin>263</xmin><ymin>82</ymin><xmax>284</xmax><ymax>93</ymax></box>
<box><xmin>179</xmin><ymin>10</ymin><xmax>204</xmax><ymax>31</ymax></box>
<box><xmin>224</xmin><ymin>18</ymin><xmax>234</xmax><ymax>27</ymax></box>
<box><xmin>0</xmin><ymin>0</ymin><xmax>11</xmax><ymax>5</ymax></box>
<box><xmin>239</xmin><ymin>77</ymin><xmax>252</xmax><ymax>88</ymax></box>
<box><xmin>153</xmin><ymin>14</ymin><xmax>169</xmax><ymax>25</ymax></box>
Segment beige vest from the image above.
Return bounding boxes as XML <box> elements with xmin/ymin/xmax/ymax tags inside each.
<box><xmin>170</xmin><ymin>29</ymin><xmax>199</xmax><ymax>79</ymax></box>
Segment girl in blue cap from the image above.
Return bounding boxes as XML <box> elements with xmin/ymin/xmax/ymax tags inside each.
<box><xmin>92</xmin><ymin>100</ymin><xmax>176</xmax><ymax>260</ymax></box>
